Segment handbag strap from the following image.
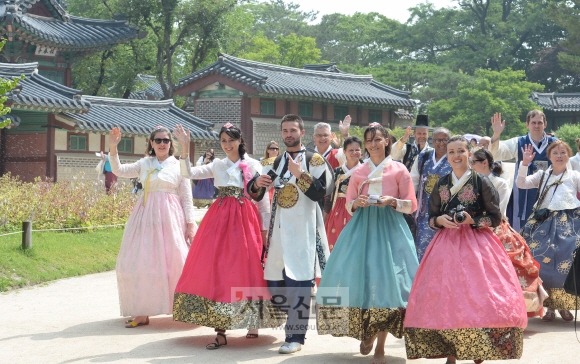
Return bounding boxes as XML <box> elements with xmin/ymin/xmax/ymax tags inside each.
<box><xmin>533</xmin><ymin>170</ymin><xmax>565</xmax><ymax>212</ymax></box>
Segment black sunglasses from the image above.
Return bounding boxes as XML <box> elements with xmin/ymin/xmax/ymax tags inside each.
<box><xmin>153</xmin><ymin>138</ymin><xmax>171</xmax><ymax>144</ymax></box>
<box><xmin>268</xmin><ymin>147</ymin><xmax>279</xmax><ymax>151</ymax></box>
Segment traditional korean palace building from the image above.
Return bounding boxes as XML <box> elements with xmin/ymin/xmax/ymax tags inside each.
<box><xmin>530</xmin><ymin>92</ymin><xmax>580</xmax><ymax>131</ymax></box>
<box><xmin>174</xmin><ymin>53</ymin><xmax>416</xmax><ymax>156</ymax></box>
<box><xmin>0</xmin><ymin>0</ymin><xmax>216</xmax><ymax>182</ymax></box>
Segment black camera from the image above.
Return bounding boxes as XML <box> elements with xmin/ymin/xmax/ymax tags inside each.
<box><xmin>533</xmin><ymin>208</ymin><xmax>549</xmax><ymax>222</ymax></box>
<box><xmin>449</xmin><ymin>204</ymin><xmax>467</xmax><ymax>223</ymax></box>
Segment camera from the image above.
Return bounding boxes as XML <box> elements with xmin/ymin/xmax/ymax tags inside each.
<box><xmin>449</xmin><ymin>204</ymin><xmax>467</xmax><ymax>223</ymax></box>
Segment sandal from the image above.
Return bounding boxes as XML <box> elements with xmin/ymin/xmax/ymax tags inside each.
<box><xmin>246</xmin><ymin>329</ymin><xmax>259</xmax><ymax>339</ymax></box>
<box><xmin>206</xmin><ymin>332</ymin><xmax>227</xmax><ymax>350</ymax></box>
<box><xmin>542</xmin><ymin>309</ymin><xmax>556</xmax><ymax>321</ymax></box>
<box><xmin>125</xmin><ymin>317</ymin><xmax>149</xmax><ymax>328</ymax></box>
<box><xmin>359</xmin><ymin>340</ymin><xmax>373</xmax><ymax>356</ymax></box>
<box><xmin>559</xmin><ymin>310</ymin><xmax>574</xmax><ymax>321</ymax></box>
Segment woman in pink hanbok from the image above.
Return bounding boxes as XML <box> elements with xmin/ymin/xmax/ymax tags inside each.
<box><xmin>109</xmin><ymin>126</ymin><xmax>196</xmax><ymax>328</ymax></box>
<box><xmin>404</xmin><ymin>135</ymin><xmax>527</xmax><ymax>364</ymax></box>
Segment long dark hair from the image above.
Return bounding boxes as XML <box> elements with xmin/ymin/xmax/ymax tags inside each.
<box><xmin>145</xmin><ymin>126</ymin><xmax>175</xmax><ymax>157</ymax></box>
<box><xmin>219</xmin><ymin>125</ymin><xmax>246</xmax><ymax>160</ymax></box>
<box><xmin>472</xmin><ymin>148</ymin><xmax>503</xmax><ymax>176</ymax></box>
<box><xmin>363</xmin><ymin>124</ymin><xmax>392</xmax><ymax>158</ymax></box>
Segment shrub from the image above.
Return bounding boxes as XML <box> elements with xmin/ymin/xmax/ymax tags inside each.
<box><xmin>0</xmin><ymin>173</ymin><xmax>137</xmax><ymax>233</ymax></box>
<box><xmin>554</xmin><ymin>123</ymin><xmax>580</xmax><ymax>153</ymax></box>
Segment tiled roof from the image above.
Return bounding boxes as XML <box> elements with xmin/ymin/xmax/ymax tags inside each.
<box><xmin>129</xmin><ymin>74</ymin><xmax>165</xmax><ymax>100</ymax></box>
<box><xmin>0</xmin><ymin>61</ymin><xmax>90</xmax><ymax>112</ymax></box>
<box><xmin>0</xmin><ymin>113</ymin><xmax>21</xmax><ymax>127</ymax></box>
<box><xmin>302</xmin><ymin>63</ymin><xmax>342</xmax><ymax>73</ymax></box>
<box><xmin>531</xmin><ymin>92</ymin><xmax>580</xmax><ymax>112</ymax></box>
<box><xmin>176</xmin><ymin>53</ymin><xmax>415</xmax><ymax>109</ymax></box>
<box><xmin>64</xmin><ymin>96</ymin><xmax>217</xmax><ymax>140</ymax></box>
<box><xmin>0</xmin><ymin>1</ymin><xmax>138</xmax><ymax>51</ymax></box>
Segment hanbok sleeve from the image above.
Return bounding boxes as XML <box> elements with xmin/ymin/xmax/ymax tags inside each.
<box><xmin>428</xmin><ymin>179</ymin><xmax>444</xmax><ymax>230</ymax></box>
<box><xmin>297</xmin><ymin>154</ymin><xmax>330</xmax><ymax>202</ymax></box>
<box><xmin>177</xmin><ymin>175</ymin><xmax>195</xmax><ymax>224</ymax></box>
<box><xmin>180</xmin><ymin>156</ymin><xmax>214</xmax><ymax>179</ymax></box>
<box><xmin>335</xmin><ymin>148</ymin><xmax>346</xmax><ymax>166</ymax></box>
<box><xmin>390</xmin><ymin>140</ymin><xmax>406</xmax><ymax>161</ymax></box>
<box><xmin>494</xmin><ymin>177</ymin><xmax>511</xmax><ymax>217</ymax></box>
<box><xmin>394</xmin><ymin>168</ymin><xmax>417</xmax><ymax>214</ymax></box>
<box><xmin>471</xmin><ymin>175</ymin><xmax>502</xmax><ymax>228</ymax></box>
<box><xmin>516</xmin><ymin>165</ymin><xmax>543</xmax><ymax>189</ymax></box>
<box><xmin>324</xmin><ymin>168</ymin><xmax>340</xmax><ymax>214</ymax></box>
<box><xmin>490</xmin><ymin>137</ymin><xmax>518</xmax><ymax>162</ymax></box>
<box><xmin>249</xmin><ymin>160</ymin><xmax>270</xmax><ymax>230</ymax></box>
<box><xmin>410</xmin><ymin>157</ymin><xmax>420</xmax><ymax>193</ymax></box>
<box><xmin>109</xmin><ymin>153</ymin><xmax>141</xmax><ymax>178</ymax></box>
<box><xmin>345</xmin><ymin>171</ymin><xmax>360</xmax><ymax>216</ymax></box>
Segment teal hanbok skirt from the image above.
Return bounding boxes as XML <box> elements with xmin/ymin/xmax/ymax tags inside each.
<box><xmin>316</xmin><ymin>205</ymin><xmax>419</xmax><ymax>340</ymax></box>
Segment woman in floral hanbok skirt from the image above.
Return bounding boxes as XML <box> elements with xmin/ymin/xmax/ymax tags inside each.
<box><xmin>404</xmin><ymin>136</ymin><xmax>527</xmax><ymax>364</ymax></box>
<box><xmin>518</xmin><ymin>141</ymin><xmax>580</xmax><ymax>322</ymax></box>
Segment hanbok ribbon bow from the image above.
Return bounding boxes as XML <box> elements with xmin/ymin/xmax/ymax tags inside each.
<box><xmin>143</xmin><ymin>166</ymin><xmax>163</xmax><ymax>206</ymax></box>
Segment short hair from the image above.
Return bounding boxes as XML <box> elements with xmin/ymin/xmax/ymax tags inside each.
<box><xmin>313</xmin><ymin>122</ymin><xmax>331</xmax><ymax>133</ymax></box>
<box><xmin>343</xmin><ymin>136</ymin><xmax>362</xmax><ymax>150</ymax></box>
<box><xmin>281</xmin><ymin>114</ymin><xmax>304</xmax><ymax>131</ymax></box>
<box><xmin>145</xmin><ymin>126</ymin><xmax>175</xmax><ymax>157</ymax></box>
<box><xmin>575</xmin><ymin>137</ymin><xmax>580</xmax><ymax>151</ymax></box>
<box><xmin>432</xmin><ymin>127</ymin><xmax>451</xmax><ymax>138</ymax></box>
<box><xmin>546</xmin><ymin>139</ymin><xmax>573</xmax><ymax>158</ymax></box>
<box><xmin>526</xmin><ymin>110</ymin><xmax>546</xmax><ymax>124</ymax></box>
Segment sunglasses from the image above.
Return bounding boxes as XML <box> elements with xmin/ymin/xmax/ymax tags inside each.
<box><xmin>470</xmin><ymin>159</ymin><xmax>485</xmax><ymax>164</ymax></box>
<box><xmin>268</xmin><ymin>147</ymin><xmax>279</xmax><ymax>151</ymax></box>
<box><xmin>153</xmin><ymin>138</ymin><xmax>171</xmax><ymax>144</ymax></box>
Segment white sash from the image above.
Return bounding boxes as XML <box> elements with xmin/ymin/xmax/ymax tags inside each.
<box><xmin>225</xmin><ymin>158</ymin><xmax>243</xmax><ymax>187</ymax></box>
<box><xmin>359</xmin><ymin>156</ymin><xmax>391</xmax><ymax>195</ymax></box>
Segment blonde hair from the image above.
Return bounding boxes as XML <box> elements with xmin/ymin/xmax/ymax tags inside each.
<box><xmin>264</xmin><ymin>141</ymin><xmax>280</xmax><ymax>160</ymax></box>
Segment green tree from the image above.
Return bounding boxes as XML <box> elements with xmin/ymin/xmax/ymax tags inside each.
<box><xmin>245</xmin><ymin>0</ymin><xmax>317</xmax><ymax>39</ymax></box>
<box><xmin>0</xmin><ymin>39</ymin><xmax>23</xmax><ymax>129</ymax></box>
<box><xmin>427</xmin><ymin>68</ymin><xmax>544</xmax><ymax>137</ymax></box>
<box><xmin>239</xmin><ymin>33</ymin><xmax>321</xmax><ymax>67</ymax></box>
<box><xmin>547</xmin><ymin>1</ymin><xmax>580</xmax><ymax>78</ymax></box>
<box><xmin>554</xmin><ymin>124</ymin><xmax>580</xmax><ymax>151</ymax></box>
<box><xmin>65</xmin><ymin>0</ymin><xmax>156</xmax><ymax>97</ymax></box>
<box><xmin>312</xmin><ymin>12</ymin><xmax>402</xmax><ymax>67</ymax></box>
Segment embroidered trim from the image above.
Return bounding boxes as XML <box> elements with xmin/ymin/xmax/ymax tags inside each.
<box><xmin>309</xmin><ymin>153</ymin><xmax>326</xmax><ymax>167</ymax></box>
<box><xmin>296</xmin><ymin>171</ymin><xmax>314</xmax><ymax>194</ymax></box>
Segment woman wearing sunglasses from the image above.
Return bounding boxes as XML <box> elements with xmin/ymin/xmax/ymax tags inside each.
<box><xmin>172</xmin><ymin>123</ymin><xmax>283</xmax><ymax>349</ymax></box>
<box><xmin>262</xmin><ymin>141</ymin><xmax>280</xmax><ymax>160</ymax></box>
<box><xmin>471</xmin><ymin>148</ymin><xmax>545</xmax><ymax>318</ymax></box>
<box><xmin>109</xmin><ymin>126</ymin><xmax>197</xmax><ymax>328</ymax></box>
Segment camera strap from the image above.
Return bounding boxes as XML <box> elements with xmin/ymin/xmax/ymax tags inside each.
<box><xmin>534</xmin><ymin>169</ymin><xmax>565</xmax><ymax>211</ymax></box>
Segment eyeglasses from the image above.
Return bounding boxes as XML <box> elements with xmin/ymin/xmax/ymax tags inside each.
<box><xmin>470</xmin><ymin>159</ymin><xmax>485</xmax><ymax>165</ymax></box>
<box><xmin>268</xmin><ymin>147</ymin><xmax>279</xmax><ymax>151</ymax></box>
<box><xmin>433</xmin><ymin>139</ymin><xmax>449</xmax><ymax>145</ymax></box>
<box><xmin>153</xmin><ymin>138</ymin><xmax>171</xmax><ymax>144</ymax></box>
<box><xmin>315</xmin><ymin>134</ymin><xmax>331</xmax><ymax>139</ymax></box>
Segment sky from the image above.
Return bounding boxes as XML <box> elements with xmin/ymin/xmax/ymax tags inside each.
<box><xmin>286</xmin><ymin>0</ymin><xmax>456</xmax><ymax>23</ymax></box>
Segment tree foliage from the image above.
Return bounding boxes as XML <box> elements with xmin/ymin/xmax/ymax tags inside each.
<box><xmin>0</xmin><ymin>39</ymin><xmax>23</xmax><ymax>129</ymax></box>
<box><xmin>427</xmin><ymin>69</ymin><xmax>544</xmax><ymax>137</ymax></box>
<box><xmin>554</xmin><ymin>123</ymin><xmax>580</xmax><ymax>151</ymax></box>
<box><xmin>548</xmin><ymin>1</ymin><xmax>580</xmax><ymax>85</ymax></box>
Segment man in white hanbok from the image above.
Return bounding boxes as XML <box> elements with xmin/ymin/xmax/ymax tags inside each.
<box><xmin>249</xmin><ymin>114</ymin><xmax>332</xmax><ymax>354</ymax></box>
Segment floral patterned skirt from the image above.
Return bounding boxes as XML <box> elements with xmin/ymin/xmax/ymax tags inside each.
<box><xmin>520</xmin><ymin>208</ymin><xmax>580</xmax><ymax>310</ymax></box>
<box><xmin>494</xmin><ymin>220</ymin><xmax>546</xmax><ymax>316</ymax></box>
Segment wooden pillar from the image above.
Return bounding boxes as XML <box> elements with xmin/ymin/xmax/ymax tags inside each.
<box><xmin>240</xmin><ymin>96</ymin><xmax>253</xmax><ymax>154</ymax></box>
<box><xmin>65</xmin><ymin>66</ymin><xmax>72</xmax><ymax>87</ymax></box>
<box><xmin>0</xmin><ymin>128</ymin><xmax>7</xmax><ymax>176</ymax></box>
<box><xmin>46</xmin><ymin>114</ymin><xmax>57</xmax><ymax>181</ymax></box>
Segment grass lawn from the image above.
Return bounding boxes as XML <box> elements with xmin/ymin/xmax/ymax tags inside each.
<box><xmin>0</xmin><ymin>229</ymin><xmax>124</xmax><ymax>292</ymax></box>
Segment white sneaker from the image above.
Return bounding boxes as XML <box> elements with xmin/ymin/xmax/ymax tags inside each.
<box><xmin>279</xmin><ymin>342</ymin><xmax>302</xmax><ymax>354</ymax></box>
<box><xmin>311</xmin><ymin>284</ymin><xmax>318</xmax><ymax>297</ymax></box>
